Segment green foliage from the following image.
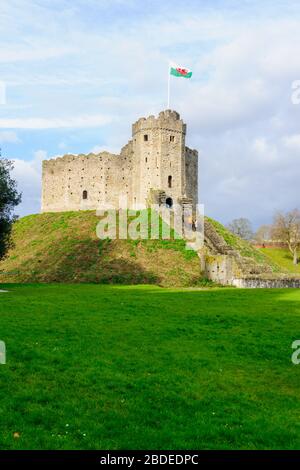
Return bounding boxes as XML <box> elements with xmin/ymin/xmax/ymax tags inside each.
<box><xmin>0</xmin><ymin>155</ymin><xmax>21</xmax><ymax>260</ymax></box>
<box><xmin>0</xmin><ymin>284</ymin><xmax>299</xmax><ymax>449</ymax></box>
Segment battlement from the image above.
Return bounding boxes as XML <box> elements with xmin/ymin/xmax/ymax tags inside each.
<box><xmin>42</xmin><ymin>151</ymin><xmax>120</xmax><ymax>169</ymax></box>
<box><xmin>185</xmin><ymin>147</ymin><xmax>198</xmax><ymax>158</ymax></box>
<box><xmin>41</xmin><ymin>110</ymin><xmax>198</xmax><ymax>213</ymax></box>
<box><xmin>132</xmin><ymin>109</ymin><xmax>186</xmax><ymax>136</ymax></box>
<box><xmin>159</xmin><ymin>109</ymin><xmax>180</xmax><ymax>120</ymax></box>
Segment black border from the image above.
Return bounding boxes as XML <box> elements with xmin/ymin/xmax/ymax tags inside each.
<box><xmin>0</xmin><ymin>450</ymin><xmax>300</xmax><ymax>466</ymax></box>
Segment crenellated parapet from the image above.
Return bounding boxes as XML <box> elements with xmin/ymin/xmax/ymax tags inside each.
<box><xmin>41</xmin><ymin>110</ymin><xmax>198</xmax><ymax>213</ymax></box>
<box><xmin>132</xmin><ymin>109</ymin><xmax>186</xmax><ymax>136</ymax></box>
<box><xmin>185</xmin><ymin>147</ymin><xmax>198</xmax><ymax>158</ymax></box>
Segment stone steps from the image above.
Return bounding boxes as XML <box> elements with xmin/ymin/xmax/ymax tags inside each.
<box><xmin>203</xmin><ymin>220</ymin><xmax>286</xmax><ymax>285</ymax></box>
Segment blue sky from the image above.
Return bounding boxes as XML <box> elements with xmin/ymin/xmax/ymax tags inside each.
<box><xmin>1</xmin><ymin>0</ymin><xmax>300</xmax><ymax>227</ymax></box>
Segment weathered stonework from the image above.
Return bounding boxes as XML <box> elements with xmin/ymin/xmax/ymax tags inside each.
<box><xmin>203</xmin><ymin>219</ymin><xmax>300</xmax><ymax>288</ymax></box>
<box><xmin>232</xmin><ymin>277</ymin><xmax>300</xmax><ymax>288</ymax></box>
<box><xmin>41</xmin><ymin>110</ymin><xmax>198</xmax><ymax>212</ymax></box>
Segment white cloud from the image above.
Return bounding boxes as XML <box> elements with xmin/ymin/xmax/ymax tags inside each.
<box><xmin>0</xmin><ymin>115</ymin><xmax>112</xmax><ymax>129</ymax></box>
<box><xmin>0</xmin><ymin>46</ymin><xmax>75</xmax><ymax>64</ymax></box>
<box><xmin>11</xmin><ymin>150</ymin><xmax>44</xmax><ymax>216</ymax></box>
<box><xmin>0</xmin><ymin>80</ymin><xmax>5</xmax><ymax>104</ymax></box>
<box><xmin>252</xmin><ymin>138</ymin><xmax>278</xmax><ymax>161</ymax></box>
<box><xmin>253</xmin><ymin>138</ymin><xmax>268</xmax><ymax>154</ymax></box>
<box><xmin>0</xmin><ymin>131</ymin><xmax>20</xmax><ymax>143</ymax></box>
<box><xmin>282</xmin><ymin>134</ymin><xmax>300</xmax><ymax>149</ymax></box>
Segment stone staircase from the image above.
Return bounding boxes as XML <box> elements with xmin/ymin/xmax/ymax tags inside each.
<box><xmin>202</xmin><ymin>220</ymin><xmax>300</xmax><ymax>287</ymax></box>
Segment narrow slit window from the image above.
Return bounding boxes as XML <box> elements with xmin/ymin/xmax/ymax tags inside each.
<box><xmin>168</xmin><ymin>175</ymin><xmax>172</xmax><ymax>188</ymax></box>
<box><xmin>144</xmin><ymin>134</ymin><xmax>148</xmax><ymax>141</ymax></box>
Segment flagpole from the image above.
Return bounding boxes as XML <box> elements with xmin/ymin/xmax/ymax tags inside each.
<box><xmin>167</xmin><ymin>63</ymin><xmax>170</xmax><ymax>109</ymax></box>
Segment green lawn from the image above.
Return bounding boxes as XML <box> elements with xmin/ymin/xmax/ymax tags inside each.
<box><xmin>0</xmin><ymin>284</ymin><xmax>300</xmax><ymax>450</ymax></box>
<box><xmin>259</xmin><ymin>247</ymin><xmax>300</xmax><ymax>274</ymax></box>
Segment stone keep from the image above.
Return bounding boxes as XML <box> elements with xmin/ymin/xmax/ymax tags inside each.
<box><xmin>41</xmin><ymin>110</ymin><xmax>198</xmax><ymax>212</ymax></box>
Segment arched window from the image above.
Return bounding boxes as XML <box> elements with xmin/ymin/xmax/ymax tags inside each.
<box><xmin>82</xmin><ymin>190</ymin><xmax>88</xmax><ymax>200</ymax></box>
<box><xmin>166</xmin><ymin>197</ymin><xmax>173</xmax><ymax>209</ymax></box>
<box><xmin>168</xmin><ymin>175</ymin><xmax>172</xmax><ymax>188</ymax></box>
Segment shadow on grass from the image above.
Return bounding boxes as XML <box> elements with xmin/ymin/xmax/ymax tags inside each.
<box><xmin>0</xmin><ymin>237</ymin><xmax>161</xmax><ymax>285</ymax></box>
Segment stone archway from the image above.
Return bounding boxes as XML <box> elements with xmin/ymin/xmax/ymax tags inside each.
<box><xmin>166</xmin><ymin>197</ymin><xmax>173</xmax><ymax>208</ymax></box>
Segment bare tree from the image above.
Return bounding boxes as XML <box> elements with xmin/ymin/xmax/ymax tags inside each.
<box><xmin>227</xmin><ymin>218</ymin><xmax>253</xmax><ymax>240</ymax></box>
<box><xmin>271</xmin><ymin>209</ymin><xmax>300</xmax><ymax>265</ymax></box>
<box><xmin>254</xmin><ymin>225</ymin><xmax>271</xmax><ymax>245</ymax></box>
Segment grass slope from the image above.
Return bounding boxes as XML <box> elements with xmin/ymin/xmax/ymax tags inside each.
<box><xmin>259</xmin><ymin>248</ymin><xmax>300</xmax><ymax>275</ymax></box>
<box><xmin>206</xmin><ymin>217</ymin><xmax>281</xmax><ymax>272</ymax></box>
<box><xmin>0</xmin><ymin>284</ymin><xmax>300</xmax><ymax>450</ymax></box>
<box><xmin>0</xmin><ymin>211</ymin><xmax>203</xmax><ymax>287</ymax></box>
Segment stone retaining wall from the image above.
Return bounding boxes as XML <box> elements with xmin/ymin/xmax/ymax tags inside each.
<box><xmin>232</xmin><ymin>278</ymin><xmax>300</xmax><ymax>288</ymax></box>
<box><xmin>204</xmin><ymin>253</ymin><xmax>300</xmax><ymax>288</ymax></box>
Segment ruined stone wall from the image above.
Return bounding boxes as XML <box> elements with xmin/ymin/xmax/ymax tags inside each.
<box><xmin>204</xmin><ymin>254</ymin><xmax>236</xmax><ymax>285</ymax></box>
<box><xmin>204</xmin><ymin>253</ymin><xmax>300</xmax><ymax>288</ymax></box>
<box><xmin>203</xmin><ymin>219</ymin><xmax>300</xmax><ymax>288</ymax></box>
<box><xmin>232</xmin><ymin>278</ymin><xmax>300</xmax><ymax>288</ymax></box>
<box><xmin>42</xmin><ymin>110</ymin><xmax>198</xmax><ymax>212</ymax></box>
<box><xmin>42</xmin><ymin>150</ymin><xmax>134</xmax><ymax>212</ymax></box>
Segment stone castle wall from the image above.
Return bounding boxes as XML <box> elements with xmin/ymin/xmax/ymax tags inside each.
<box><xmin>41</xmin><ymin>110</ymin><xmax>198</xmax><ymax>212</ymax></box>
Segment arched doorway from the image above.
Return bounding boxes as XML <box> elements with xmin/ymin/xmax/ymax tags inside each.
<box><xmin>166</xmin><ymin>197</ymin><xmax>173</xmax><ymax>208</ymax></box>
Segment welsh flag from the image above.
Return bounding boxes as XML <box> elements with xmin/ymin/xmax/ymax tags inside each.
<box><xmin>170</xmin><ymin>63</ymin><xmax>192</xmax><ymax>79</ymax></box>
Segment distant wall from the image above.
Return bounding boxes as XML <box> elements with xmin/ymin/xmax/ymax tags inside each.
<box><xmin>253</xmin><ymin>242</ymin><xmax>288</xmax><ymax>249</ymax></box>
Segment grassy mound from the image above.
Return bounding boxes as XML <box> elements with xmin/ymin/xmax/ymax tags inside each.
<box><xmin>0</xmin><ymin>211</ymin><xmax>204</xmax><ymax>287</ymax></box>
<box><xmin>1</xmin><ymin>210</ymin><xmax>288</xmax><ymax>286</ymax></box>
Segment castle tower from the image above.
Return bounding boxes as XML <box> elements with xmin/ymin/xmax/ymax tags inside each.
<box><xmin>41</xmin><ymin>110</ymin><xmax>198</xmax><ymax>213</ymax></box>
<box><xmin>131</xmin><ymin>110</ymin><xmax>188</xmax><ymax>208</ymax></box>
